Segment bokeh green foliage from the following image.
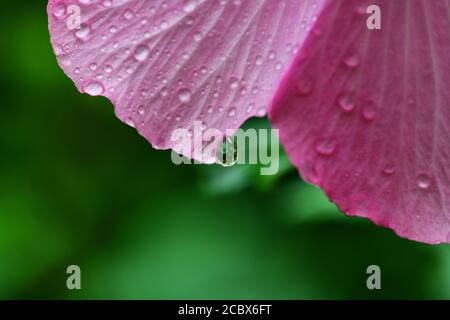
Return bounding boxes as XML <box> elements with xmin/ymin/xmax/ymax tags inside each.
<box><xmin>0</xmin><ymin>1</ymin><xmax>449</xmax><ymax>299</ymax></box>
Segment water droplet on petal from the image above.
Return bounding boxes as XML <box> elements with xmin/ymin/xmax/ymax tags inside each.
<box><xmin>123</xmin><ymin>9</ymin><xmax>134</xmax><ymax>20</ymax></box>
<box><xmin>343</xmin><ymin>53</ymin><xmax>359</xmax><ymax>68</ymax></box>
<box><xmin>53</xmin><ymin>4</ymin><xmax>66</xmax><ymax>18</ymax></box>
<box><xmin>193</xmin><ymin>32</ymin><xmax>202</xmax><ymax>42</ymax></box>
<box><xmin>227</xmin><ymin>107</ymin><xmax>237</xmax><ymax>117</ymax></box>
<box><xmin>183</xmin><ymin>0</ymin><xmax>197</xmax><ymax>13</ymax></box>
<box><xmin>178</xmin><ymin>88</ymin><xmax>192</xmax><ymax>103</ymax></box>
<box><xmin>104</xmin><ymin>65</ymin><xmax>113</xmax><ymax>73</ymax></box>
<box><xmin>383</xmin><ymin>164</ymin><xmax>395</xmax><ymax>175</ymax></box>
<box><xmin>417</xmin><ymin>174</ymin><xmax>432</xmax><ymax>189</ymax></box>
<box><xmin>125</xmin><ymin>117</ymin><xmax>136</xmax><ymax>128</ymax></box>
<box><xmin>82</xmin><ymin>81</ymin><xmax>104</xmax><ymax>96</ymax></box>
<box><xmin>338</xmin><ymin>93</ymin><xmax>356</xmax><ymax>113</ymax></box>
<box><xmin>268</xmin><ymin>50</ymin><xmax>276</xmax><ymax>60</ymax></box>
<box><xmin>229</xmin><ymin>77</ymin><xmax>239</xmax><ymax>90</ymax></box>
<box><xmin>275</xmin><ymin>61</ymin><xmax>283</xmax><ymax>70</ymax></box>
<box><xmin>362</xmin><ymin>100</ymin><xmax>377</xmax><ymax>121</ymax></box>
<box><xmin>255</xmin><ymin>55</ymin><xmax>263</xmax><ymax>66</ymax></box>
<box><xmin>315</xmin><ymin>138</ymin><xmax>337</xmax><ymax>156</ymax></box>
<box><xmin>134</xmin><ymin>44</ymin><xmax>150</xmax><ymax>61</ymax></box>
<box><xmin>75</xmin><ymin>24</ymin><xmax>91</xmax><ymax>40</ymax></box>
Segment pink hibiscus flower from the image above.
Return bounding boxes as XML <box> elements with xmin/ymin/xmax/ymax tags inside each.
<box><xmin>47</xmin><ymin>0</ymin><xmax>450</xmax><ymax>244</ymax></box>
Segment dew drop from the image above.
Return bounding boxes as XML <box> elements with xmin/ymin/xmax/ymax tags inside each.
<box><xmin>75</xmin><ymin>24</ymin><xmax>91</xmax><ymax>40</ymax></box>
<box><xmin>417</xmin><ymin>174</ymin><xmax>432</xmax><ymax>189</ymax></box>
<box><xmin>268</xmin><ymin>50</ymin><xmax>276</xmax><ymax>60</ymax></box>
<box><xmin>343</xmin><ymin>53</ymin><xmax>359</xmax><ymax>68</ymax></box>
<box><xmin>109</xmin><ymin>25</ymin><xmax>118</xmax><ymax>34</ymax></box>
<box><xmin>125</xmin><ymin>117</ymin><xmax>136</xmax><ymax>128</ymax></box>
<box><xmin>53</xmin><ymin>4</ymin><xmax>66</xmax><ymax>18</ymax></box>
<box><xmin>160</xmin><ymin>20</ymin><xmax>169</xmax><ymax>30</ymax></box>
<box><xmin>362</xmin><ymin>100</ymin><xmax>377</xmax><ymax>121</ymax></box>
<box><xmin>137</xmin><ymin>105</ymin><xmax>145</xmax><ymax>115</ymax></box>
<box><xmin>338</xmin><ymin>93</ymin><xmax>356</xmax><ymax>113</ymax></box>
<box><xmin>53</xmin><ymin>44</ymin><xmax>63</xmax><ymax>56</ymax></box>
<box><xmin>315</xmin><ymin>138</ymin><xmax>337</xmax><ymax>156</ymax></box>
<box><xmin>82</xmin><ymin>81</ymin><xmax>105</xmax><ymax>96</ymax></box>
<box><xmin>216</xmin><ymin>137</ymin><xmax>238</xmax><ymax>167</ymax></box>
<box><xmin>255</xmin><ymin>55</ymin><xmax>263</xmax><ymax>66</ymax></box>
<box><xmin>104</xmin><ymin>65</ymin><xmax>113</xmax><ymax>73</ymax></box>
<box><xmin>178</xmin><ymin>88</ymin><xmax>192</xmax><ymax>103</ymax></box>
<box><xmin>383</xmin><ymin>164</ymin><xmax>395</xmax><ymax>175</ymax></box>
<box><xmin>256</xmin><ymin>107</ymin><xmax>266</xmax><ymax>117</ymax></box>
<box><xmin>183</xmin><ymin>0</ymin><xmax>197</xmax><ymax>12</ymax></box>
<box><xmin>134</xmin><ymin>44</ymin><xmax>150</xmax><ymax>61</ymax></box>
<box><xmin>229</xmin><ymin>77</ymin><xmax>239</xmax><ymax>90</ymax></box>
<box><xmin>123</xmin><ymin>9</ymin><xmax>134</xmax><ymax>20</ymax></box>
<box><xmin>246</xmin><ymin>103</ymin><xmax>255</xmax><ymax>114</ymax></box>
<box><xmin>227</xmin><ymin>107</ymin><xmax>237</xmax><ymax>117</ymax></box>
<box><xmin>275</xmin><ymin>61</ymin><xmax>283</xmax><ymax>71</ymax></box>
<box><xmin>193</xmin><ymin>32</ymin><xmax>203</xmax><ymax>42</ymax></box>
<box><xmin>161</xmin><ymin>87</ymin><xmax>169</xmax><ymax>97</ymax></box>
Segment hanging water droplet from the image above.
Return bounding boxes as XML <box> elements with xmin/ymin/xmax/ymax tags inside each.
<box><xmin>315</xmin><ymin>138</ymin><xmax>337</xmax><ymax>156</ymax></box>
<box><xmin>178</xmin><ymin>88</ymin><xmax>192</xmax><ymax>103</ymax></box>
<box><xmin>417</xmin><ymin>174</ymin><xmax>432</xmax><ymax>189</ymax></box>
<box><xmin>216</xmin><ymin>137</ymin><xmax>238</xmax><ymax>167</ymax></box>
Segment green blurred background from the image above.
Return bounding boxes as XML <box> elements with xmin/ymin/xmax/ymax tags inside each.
<box><xmin>0</xmin><ymin>1</ymin><xmax>449</xmax><ymax>300</ymax></box>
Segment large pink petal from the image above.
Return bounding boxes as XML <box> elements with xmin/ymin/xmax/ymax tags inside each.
<box><xmin>270</xmin><ymin>0</ymin><xmax>450</xmax><ymax>244</ymax></box>
<box><xmin>47</xmin><ymin>0</ymin><xmax>326</xmax><ymax>162</ymax></box>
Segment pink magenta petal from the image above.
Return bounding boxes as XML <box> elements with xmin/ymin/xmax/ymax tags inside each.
<box><xmin>270</xmin><ymin>0</ymin><xmax>450</xmax><ymax>244</ymax></box>
<box><xmin>47</xmin><ymin>0</ymin><xmax>326</xmax><ymax>162</ymax></box>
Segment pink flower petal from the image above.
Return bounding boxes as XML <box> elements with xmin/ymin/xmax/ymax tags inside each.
<box><xmin>270</xmin><ymin>0</ymin><xmax>450</xmax><ymax>244</ymax></box>
<box><xmin>47</xmin><ymin>0</ymin><xmax>326</xmax><ymax>162</ymax></box>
